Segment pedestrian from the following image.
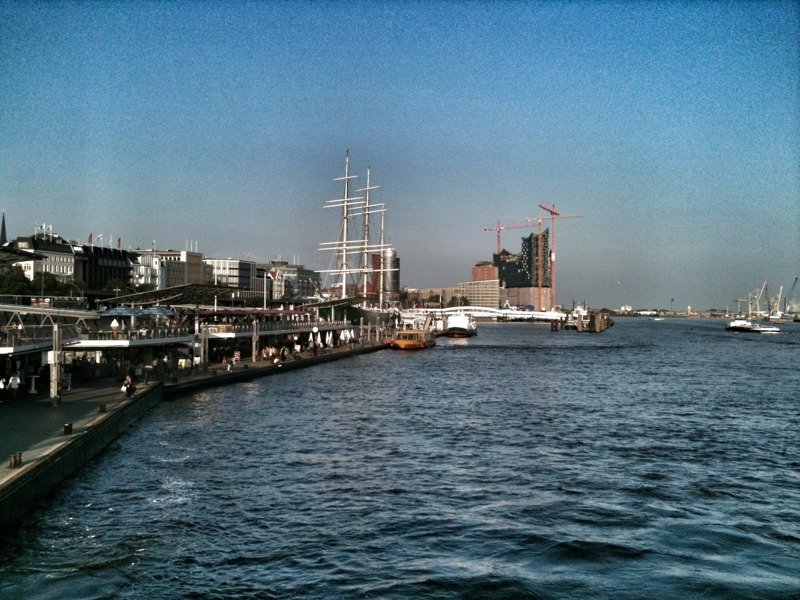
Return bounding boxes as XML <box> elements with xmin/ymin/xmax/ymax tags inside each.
<box><xmin>8</xmin><ymin>372</ymin><xmax>21</xmax><ymax>400</ymax></box>
<box><xmin>123</xmin><ymin>373</ymin><xmax>135</xmax><ymax>397</ymax></box>
<box><xmin>0</xmin><ymin>376</ymin><xmax>5</xmax><ymax>402</ymax></box>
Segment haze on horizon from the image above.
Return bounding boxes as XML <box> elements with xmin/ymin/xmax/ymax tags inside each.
<box><xmin>1</xmin><ymin>1</ymin><xmax>798</xmax><ymax>311</ymax></box>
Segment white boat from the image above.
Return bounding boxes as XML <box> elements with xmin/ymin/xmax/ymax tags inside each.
<box><xmin>725</xmin><ymin>319</ymin><xmax>780</xmax><ymax>334</ymax></box>
<box><xmin>445</xmin><ymin>313</ymin><xmax>477</xmax><ymax>337</ymax></box>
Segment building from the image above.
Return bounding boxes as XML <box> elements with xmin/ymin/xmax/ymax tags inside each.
<box><xmin>134</xmin><ymin>249</ymin><xmax>211</xmax><ymax>290</ymax></box>
<box><xmin>80</xmin><ymin>245</ymin><xmax>137</xmax><ymax>295</ymax></box>
<box><xmin>472</xmin><ymin>261</ymin><xmax>498</xmax><ymax>282</ymax></box>
<box><xmin>9</xmin><ymin>231</ymin><xmax>81</xmax><ymax>284</ymax></box>
<box><xmin>494</xmin><ymin>230</ymin><xmax>553</xmax><ymax>309</ymax></box>
<box><xmin>262</xmin><ymin>260</ymin><xmax>320</xmax><ymax>301</ymax></box>
<box><xmin>203</xmin><ymin>258</ymin><xmax>257</xmax><ymax>290</ymax></box>
<box><xmin>363</xmin><ymin>249</ymin><xmax>400</xmax><ymax>305</ymax></box>
<box><xmin>415</xmin><ymin>279</ymin><xmax>500</xmax><ymax>310</ymax></box>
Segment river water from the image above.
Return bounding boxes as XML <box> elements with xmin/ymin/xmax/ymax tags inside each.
<box><xmin>1</xmin><ymin>318</ymin><xmax>798</xmax><ymax>599</ymax></box>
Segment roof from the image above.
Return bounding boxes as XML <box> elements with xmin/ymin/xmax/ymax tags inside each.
<box><xmin>101</xmin><ymin>284</ymin><xmax>244</xmax><ymax>307</ymax></box>
<box><xmin>0</xmin><ymin>245</ymin><xmax>45</xmax><ymax>267</ymax></box>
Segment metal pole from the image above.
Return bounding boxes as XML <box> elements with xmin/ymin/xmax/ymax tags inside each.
<box><xmin>50</xmin><ymin>323</ymin><xmax>60</xmax><ymax>399</ymax></box>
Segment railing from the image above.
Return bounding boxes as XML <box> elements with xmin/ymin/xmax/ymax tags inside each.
<box><xmin>0</xmin><ymin>324</ymin><xmax>80</xmax><ymax>347</ymax></box>
<box><xmin>1</xmin><ymin>319</ymin><xmax>352</xmax><ymax>348</ymax></box>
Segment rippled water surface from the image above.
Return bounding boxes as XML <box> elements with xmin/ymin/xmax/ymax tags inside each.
<box><xmin>1</xmin><ymin>318</ymin><xmax>799</xmax><ymax>599</ymax></box>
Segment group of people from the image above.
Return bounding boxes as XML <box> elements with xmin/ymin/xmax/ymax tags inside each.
<box><xmin>0</xmin><ymin>372</ymin><xmax>22</xmax><ymax>402</ymax></box>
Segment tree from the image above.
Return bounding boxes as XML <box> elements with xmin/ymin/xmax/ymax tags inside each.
<box><xmin>0</xmin><ymin>266</ymin><xmax>33</xmax><ymax>295</ymax></box>
<box><xmin>104</xmin><ymin>278</ymin><xmax>127</xmax><ymax>294</ymax></box>
<box><xmin>31</xmin><ymin>271</ymin><xmax>67</xmax><ymax>296</ymax></box>
<box><xmin>448</xmin><ymin>295</ymin><xmax>470</xmax><ymax>307</ymax></box>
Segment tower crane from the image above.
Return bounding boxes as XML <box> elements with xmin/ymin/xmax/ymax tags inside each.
<box><xmin>537</xmin><ymin>204</ymin><xmax>583</xmax><ymax>308</ymax></box>
<box><xmin>482</xmin><ymin>220</ymin><xmax>536</xmax><ymax>254</ymax></box>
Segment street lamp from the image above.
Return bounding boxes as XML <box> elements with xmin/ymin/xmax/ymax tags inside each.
<box><xmin>113</xmin><ymin>288</ymin><xmax>121</xmax><ymax>298</ymax></box>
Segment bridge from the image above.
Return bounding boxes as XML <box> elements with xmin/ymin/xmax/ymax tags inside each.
<box><xmin>400</xmin><ymin>306</ymin><xmax>566</xmax><ymax>322</ymax></box>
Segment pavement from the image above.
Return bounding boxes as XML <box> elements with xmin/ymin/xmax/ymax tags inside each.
<box><xmin>0</xmin><ymin>377</ymin><xmax>126</xmax><ymax>460</ymax></box>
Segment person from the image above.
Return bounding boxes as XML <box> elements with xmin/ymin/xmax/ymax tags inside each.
<box><xmin>8</xmin><ymin>372</ymin><xmax>21</xmax><ymax>400</ymax></box>
<box><xmin>0</xmin><ymin>376</ymin><xmax>5</xmax><ymax>402</ymax></box>
<box><xmin>123</xmin><ymin>373</ymin><xmax>135</xmax><ymax>397</ymax></box>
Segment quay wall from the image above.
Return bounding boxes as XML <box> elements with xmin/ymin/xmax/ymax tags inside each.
<box><xmin>164</xmin><ymin>341</ymin><xmax>388</xmax><ymax>398</ymax></box>
<box><xmin>0</xmin><ymin>384</ymin><xmax>165</xmax><ymax>529</ymax></box>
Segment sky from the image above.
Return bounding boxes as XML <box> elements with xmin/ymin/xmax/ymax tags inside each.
<box><xmin>1</xmin><ymin>1</ymin><xmax>798</xmax><ymax>310</ymax></box>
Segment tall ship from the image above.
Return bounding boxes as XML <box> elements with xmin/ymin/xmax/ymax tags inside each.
<box><xmin>316</xmin><ymin>151</ymin><xmax>398</xmax><ymax>308</ymax></box>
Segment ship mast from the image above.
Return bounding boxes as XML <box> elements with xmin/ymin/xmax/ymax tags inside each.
<box><xmin>318</xmin><ymin>152</ymin><xmax>396</xmax><ymax>305</ymax></box>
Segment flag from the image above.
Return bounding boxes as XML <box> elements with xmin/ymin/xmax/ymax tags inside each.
<box><xmin>117</xmin><ymin>237</ymin><xmax>121</xmax><ymax>249</ymax></box>
<box><xmin>88</xmin><ymin>233</ymin><xmax>93</xmax><ymax>245</ymax></box>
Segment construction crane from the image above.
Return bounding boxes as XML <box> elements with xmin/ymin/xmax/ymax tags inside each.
<box><xmin>482</xmin><ymin>220</ymin><xmax>536</xmax><ymax>254</ymax></box>
<box><xmin>538</xmin><ymin>204</ymin><xmax>583</xmax><ymax>308</ymax></box>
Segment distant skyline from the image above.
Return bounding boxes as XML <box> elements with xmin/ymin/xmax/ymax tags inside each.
<box><xmin>2</xmin><ymin>1</ymin><xmax>798</xmax><ymax>310</ymax></box>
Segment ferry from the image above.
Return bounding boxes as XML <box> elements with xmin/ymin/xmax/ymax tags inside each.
<box><xmin>725</xmin><ymin>319</ymin><xmax>780</xmax><ymax>334</ymax></box>
<box><xmin>445</xmin><ymin>313</ymin><xmax>477</xmax><ymax>337</ymax></box>
<box><xmin>388</xmin><ymin>329</ymin><xmax>437</xmax><ymax>350</ymax></box>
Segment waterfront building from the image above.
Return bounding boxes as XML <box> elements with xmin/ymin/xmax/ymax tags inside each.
<box><xmin>494</xmin><ymin>231</ymin><xmax>553</xmax><ymax>310</ymax></box>
<box><xmin>494</xmin><ymin>231</ymin><xmax>550</xmax><ymax>288</ymax></box>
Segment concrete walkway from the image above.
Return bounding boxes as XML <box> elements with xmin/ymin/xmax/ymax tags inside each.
<box><xmin>0</xmin><ymin>378</ymin><xmax>127</xmax><ymax>461</ymax></box>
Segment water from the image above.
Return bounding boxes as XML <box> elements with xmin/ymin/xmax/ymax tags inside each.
<box><xmin>1</xmin><ymin>318</ymin><xmax>798</xmax><ymax>599</ymax></box>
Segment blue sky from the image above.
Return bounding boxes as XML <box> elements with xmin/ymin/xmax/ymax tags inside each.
<box><xmin>1</xmin><ymin>1</ymin><xmax>798</xmax><ymax>310</ymax></box>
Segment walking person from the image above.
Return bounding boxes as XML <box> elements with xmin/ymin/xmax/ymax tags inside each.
<box><xmin>8</xmin><ymin>372</ymin><xmax>21</xmax><ymax>401</ymax></box>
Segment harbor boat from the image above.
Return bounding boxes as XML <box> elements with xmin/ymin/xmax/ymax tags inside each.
<box><xmin>445</xmin><ymin>313</ymin><xmax>477</xmax><ymax>338</ymax></box>
<box><xmin>388</xmin><ymin>329</ymin><xmax>437</xmax><ymax>350</ymax></box>
<box><xmin>725</xmin><ymin>319</ymin><xmax>780</xmax><ymax>334</ymax></box>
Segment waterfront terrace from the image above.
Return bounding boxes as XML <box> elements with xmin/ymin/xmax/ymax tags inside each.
<box><xmin>0</xmin><ymin>284</ymin><xmax>384</xmax><ymax>401</ymax></box>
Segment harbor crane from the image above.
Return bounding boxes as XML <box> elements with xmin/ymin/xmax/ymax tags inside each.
<box><xmin>537</xmin><ymin>204</ymin><xmax>583</xmax><ymax>309</ymax></box>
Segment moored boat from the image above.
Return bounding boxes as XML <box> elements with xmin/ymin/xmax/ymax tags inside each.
<box><xmin>388</xmin><ymin>329</ymin><xmax>437</xmax><ymax>350</ymax></box>
<box><xmin>445</xmin><ymin>313</ymin><xmax>477</xmax><ymax>338</ymax></box>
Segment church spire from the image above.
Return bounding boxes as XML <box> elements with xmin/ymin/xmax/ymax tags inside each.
<box><xmin>0</xmin><ymin>210</ymin><xmax>7</xmax><ymax>245</ymax></box>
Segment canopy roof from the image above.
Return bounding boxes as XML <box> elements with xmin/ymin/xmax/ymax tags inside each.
<box><xmin>99</xmin><ymin>305</ymin><xmax>177</xmax><ymax>318</ymax></box>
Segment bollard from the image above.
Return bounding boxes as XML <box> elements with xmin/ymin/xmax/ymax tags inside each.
<box><xmin>98</xmin><ymin>402</ymin><xmax>107</xmax><ymax>413</ymax></box>
<box><xmin>8</xmin><ymin>455</ymin><xmax>13</xmax><ymax>468</ymax></box>
<box><xmin>63</xmin><ymin>422</ymin><xmax>73</xmax><ymax>435</ymax></box>
<box><xmin>16</xmin><ymin>452</ymin><xmax>22</xmax><ymax>467</ymax></box>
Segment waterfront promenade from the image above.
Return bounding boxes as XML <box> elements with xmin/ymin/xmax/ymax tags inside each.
<box><xmin>0</xmin><ymin>339</ymin><xmax>388</xmax><ymax>527</ymax></box>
